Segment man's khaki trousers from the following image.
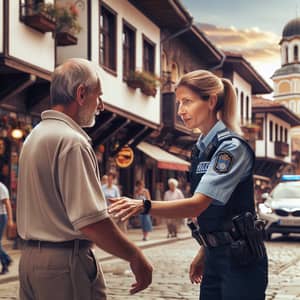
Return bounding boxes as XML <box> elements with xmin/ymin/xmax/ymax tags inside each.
<box><xmin>19</xmin><ymin>242</ymin><xmax>106</xmax><ymax>300</ymax></box>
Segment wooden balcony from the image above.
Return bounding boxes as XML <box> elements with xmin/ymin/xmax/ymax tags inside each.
<box><xmin>23</xmin><ymin>13</ymin><xmax>56</xmax><ymax>33</ymax></box>
<box><xmin>275</xmin><ymin>141</ymin><xmax>289</xmax><ymax>157</ymax></box>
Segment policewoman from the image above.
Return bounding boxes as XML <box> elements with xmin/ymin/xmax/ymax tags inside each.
<box><xmin>109</xmin><ymin>70</ymin><xmax>268</xmax><ymax>300</ymax></box>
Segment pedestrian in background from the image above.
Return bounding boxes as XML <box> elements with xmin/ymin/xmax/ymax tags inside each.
<box><xmin>102</xmin><ymin>172</ymin><xmax>120</xmax><ymax>206</ymax></box>
<box><xmin>102</xmin><ymin>172</ymin><xmax>127</xmax><ymax>233</ymax></box>
<box><xmin>101</xmin><ymin>174</ymin><xmax>108</xmax><ymax>187</ymax></box>
<box><xmin>134</xmin><ymin>180</ymin><xmax>152</xmax><ymax>241</ymax></box>
<box><xmin>110</xmin><ymin>69</ymin><xmax>268</xmax><ymax>300</ymax></box>
<box><xmin>163</xmin><ymin>178</ymin><xmax>184</xmax><ymax>238</ymax></box>
<box><xmin>0</xmin><ymin>181</ymin><xmax>13</xmax><ymax>274</ymax></box>
<box><xmin>17</xmin><ymin>58</ymin><xmax>152</xmax><ymax>300</ymax></box>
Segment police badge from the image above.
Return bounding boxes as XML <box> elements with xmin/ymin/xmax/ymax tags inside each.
<box><xmin>214</xmin><ymin>151</ymin><xmax>233</xmax><ymax>173</ymax></box>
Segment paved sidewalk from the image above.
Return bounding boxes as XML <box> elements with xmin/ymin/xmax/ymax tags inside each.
<box><xmin>0</xmin><ymin>223</ymin><xmax>191</xmax><ymax>284</ymax></box>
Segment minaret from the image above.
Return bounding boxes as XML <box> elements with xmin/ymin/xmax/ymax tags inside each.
<box><xmin>272</xmin><ymin>17</ymin><xmax>300</xmax><ymax>115</ymax></box>
<box><xmin>272</xmin><ymin>17</ymin><xmax>300</xmax><ymax>142</ymax></box>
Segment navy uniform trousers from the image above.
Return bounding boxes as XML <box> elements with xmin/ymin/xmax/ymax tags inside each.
<box><xmin>200</xmin><ymin>245</ymin><xmax>268</xmax><ymax>300</ymax></box>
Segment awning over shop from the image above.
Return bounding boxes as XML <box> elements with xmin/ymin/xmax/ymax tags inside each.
<box><xmin>137</xmin><ymin>142</ymin><xmax>190</xmax><ymax>171</ymax></box>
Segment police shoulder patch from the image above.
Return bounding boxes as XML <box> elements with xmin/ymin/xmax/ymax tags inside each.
<box><xmin>196</xmin><ymin>161</ymin><xmax>210</xmax><ymax>174</ymax></box>
<box><xmin>213</xmin><ymin>151</ymin><xmax>233</xmax><ymax>173</ymax></box>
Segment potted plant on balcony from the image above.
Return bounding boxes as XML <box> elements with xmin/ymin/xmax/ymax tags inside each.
<box><xmin>46</xmin><ymin>2</ymin><xmax>82</xmax><ymax>46</ymax></box>
<box><xmin>20</xmin><ymin>1</ymin><xmax>56</xmax><ymax>33</ymax></box>
<box><xmin>140</xmin><ymin>72</ymin><xmax>160</xmax><ymax>97</ymax></box>
<box><xmin>125</xmin><ymin>71</ymin><xmax>143</xmax><ymax>89</ymax></box>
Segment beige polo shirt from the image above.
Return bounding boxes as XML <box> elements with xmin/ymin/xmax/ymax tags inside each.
<box><xmin>17</xmin><ymin>110</ymin><xmax>109</xmax><ymax>241</ymax></box>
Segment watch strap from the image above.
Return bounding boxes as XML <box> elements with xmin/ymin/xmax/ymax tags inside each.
<box><xmin>141</xmin><ymin>199</ymin><xmax>151</xmax><ymax>214</ymax></box>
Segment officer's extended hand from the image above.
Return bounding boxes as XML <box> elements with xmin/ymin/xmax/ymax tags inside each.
<box><xmin>189</xmin><ymin>249</ymin><xmax>205</xmax><ymax>284</ymax></box>
<box><xmin>109</xmin><ymin>197</ymin><xmax>143</xmax><ymax>221</ymax></box>
<box><xmin>129</xmin><ymin>250</ymin><xmax>153</xmax><ymax>294</ymax></box>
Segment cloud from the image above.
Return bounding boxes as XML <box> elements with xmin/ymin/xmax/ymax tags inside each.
<box><xmin>197</xmin><ymin>22</ymin><xmax>281</xmax><ymax>63</ymax></box>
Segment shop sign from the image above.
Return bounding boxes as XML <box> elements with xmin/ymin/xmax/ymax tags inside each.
<box><xmin>115</xmin><ymin>146</ymin><xmax>134</xmax><ymax>168</ymax></box>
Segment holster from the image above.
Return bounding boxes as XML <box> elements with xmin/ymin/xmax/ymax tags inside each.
<box><xmin>231</xmin><ymin>212</ymin><xmax>266</xmax><ymax>266</ymax></box>
<box><xmin>230</xmin><ymin>239</ymin><xmax>255</xmax><ymax>266</ymax></box>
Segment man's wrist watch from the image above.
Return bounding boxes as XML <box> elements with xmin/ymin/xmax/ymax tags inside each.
<box><xmin>141</xmin><ymin>199</ymin><xmax>152</xmax><ymax>215</ymax></box>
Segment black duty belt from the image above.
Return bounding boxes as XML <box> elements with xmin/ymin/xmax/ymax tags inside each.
<box><xmin>25</xmin><ymin>239</ymin><xmax>92</xmax><ymax>249</ymax></box>
<box><xmin>199</xmin><ymin>231</ymin><xmax>233</xmax><ymax>248</ymax></box>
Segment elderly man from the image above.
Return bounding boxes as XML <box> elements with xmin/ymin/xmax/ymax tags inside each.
<box><xmin>17</xmin><ymin>58</ymin><xmax>152</xmax><ymax>300</ymax></box>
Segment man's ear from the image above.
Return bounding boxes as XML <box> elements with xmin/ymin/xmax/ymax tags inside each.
<box><xmin>208</xmin><ymin>94</ymin><xmax>217</xmax><ymax>111</ymax></box>
<box><xmin>76</xmin><ymin>84</ymin><xmax>86</xmax><ymax>106</ymax></box>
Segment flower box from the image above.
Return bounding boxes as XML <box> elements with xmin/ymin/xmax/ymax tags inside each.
<box><xmin>126</xmin><ymin>78</ymin><xmax>142</xmax><ymax>89</ymax></box>
<box><xmin>126</xmin><ymin>70</ymin><xmax>159</xmax><ymax>96</ymax></box>
<box><xmin>141</xmin><ymin>85</ymin><xmax>157</xmax><ymax>97</ymax></box>
<box><xmin>56</xmin><ymin>31</ymin><xmax>78</xmax><ymax>46</ymax></box>
<box><xmin>24</xmin><ymin>2</ymin><xmax>82</xmax><ymax>43</ymax></box>
<box><xmin>125</xmin><ymin>71</ymin><xmax>143</xmax><ymax>89</ymax></box>
<box><xmin>23</xmin><ymin>12</ymin><xmax>56</xmax><ymax>33</ymax></box>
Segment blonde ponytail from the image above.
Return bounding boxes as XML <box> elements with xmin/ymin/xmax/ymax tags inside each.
<box><xmin>218</xmin><ymin>78</ymin><xmax>242</xmax><ymax>135</ymax></box>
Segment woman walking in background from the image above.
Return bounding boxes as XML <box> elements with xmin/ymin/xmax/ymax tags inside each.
<box><xmin>0</xmin><ymin>181</ymin><xmax>13</xmax><ymax>274</ymax></box>
<box><xmin>163</xmin><ymin>178</ymin><xmax>184</xmax><ymax>237</ymax></box>
<box><xmin>134</xmin><ymin>180</ymin><xmax>152</xmax><ymax>241</ymax></box>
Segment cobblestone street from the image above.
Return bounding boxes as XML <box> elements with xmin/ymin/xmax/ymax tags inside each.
<box><xmin>0</xmin><ymin>235</ymin><xmax>300</xmax><ymax>299</ymax></box>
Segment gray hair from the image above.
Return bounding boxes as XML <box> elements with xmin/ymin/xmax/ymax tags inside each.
<box><xmin>50</xmin><ymin>58</ymin><xmax>101</xmax><ymax>106</ymax></box>
<box><xmin>168</xmin><ymin>178</ymin><xmax>178</xmax><ymax>187</ymax></box>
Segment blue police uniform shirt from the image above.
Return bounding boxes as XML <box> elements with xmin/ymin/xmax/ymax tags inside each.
<box><xmin>194</xmin><ymin>120</ymin><xmax>253</xmax><ymax>206</ymax></box>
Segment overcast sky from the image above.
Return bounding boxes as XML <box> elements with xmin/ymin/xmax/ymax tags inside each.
<box><xmin>182</xmin><ymin>0</ymin><xmax>299</xmax><ymax>86</ymax></box>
